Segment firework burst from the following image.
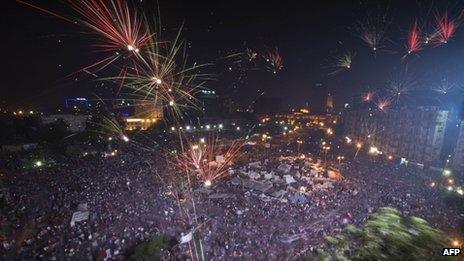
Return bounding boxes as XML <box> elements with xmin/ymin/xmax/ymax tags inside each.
<box><xmin>329</xmin><ymin>52</ymin><xmax>354</xmax><ymax>75</ymax></box>
<box><xmin>357</xmin><ymin>11</ymin><xmax>390</xmax><ymax>52</ymax></box>
<box><xmin>387</xmin><ymin>71</ymin><xmax>416</xmax><ymax>104</ymax></box>
<box><xmin>119</xmin><ymin>27</ymin><xmax>212</xmax><ymax>121</ymax></box>
<box><xmin>432</xmin><ymin>78</ymin><xmax>455</xmax><ymax>94</ymax></box>
<box><xmin>403</xmin><ymin>21</ymin><xmax>422</xmax><ymax>59</ymax></box>
<box><xmin>263</xmin><ymin>47</ymin><xmax>284</xmax><ymax>74</ymax></box>
<box><xmin>18</xmin><ymin>0</ymin><xmax>152</xmax><ymax>75</ymax></box>
<box><xmin>434</xmin><ymin>12</ymin><xmax>458</xmax><ymax>44</ymax></box>
<box><xmin>375</xmin><ymin>97</ymin><xmax>391</xmax><ymax>112</ymax></box>
<box><xmin>175</xmin><ymin>136</ymin><xmax>243</xmax><ymax>187</ymax></box>
<box><xmin>362</xmin><ymin>90</ymin><xmax>375</xmax><ymax>102</ymax></box>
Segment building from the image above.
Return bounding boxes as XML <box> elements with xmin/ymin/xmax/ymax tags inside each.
<box><xmin>452</xmin><ymin>121</ymin><xmax>464</xmax><ymax>170</ymax></box>
<box><xmin>344</xmin><ymin>107</ymin><xmax>448</xmax><ymax>165</ymax></box>
<box><xmin>123</xmin><ymin>100</ymin><xmax>163</xmax><ymax>131</ymax></box>
<box><xmin>325</xmin><ymin>93</ymin><xmax>334</xmax><ymax>113</ymax></box>
<box><xmin>42</xmin><ymin>114</ymin><xmax>90</xmax><ymax>132</ymax></box>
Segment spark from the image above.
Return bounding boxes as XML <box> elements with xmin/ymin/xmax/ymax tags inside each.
<box><xmin>175</xmin><ymin>136</ymin><xmax>244</xmax><ymax>185</ymax></box>
<box><xmin>119</xmin><ymin>25</ymin><xmax>212</xmax><ymax>120</ymax></box>
<box><xmin>404</xmin><ymin>21</ymin><xmax>422</xmax><ymax>58</ymax></box>
<box><xmin>263</xmin><ymin>47</ymin><xmax>284</xmax><ymax>74</ymax></box>
<box><xmin>329</xmin><ymin>52</ymin><xmax>354</xmax><ymax>75</ymax></box>
<box><xmin>357</xmin><ymin>11</ymin><xmax>390</xmax><ymax>52</ymax></box>
<box><xmin>387</xmin><ymin>70</ymin><xmax>416</xmax><ymax>103</ymax></box>
<box><xmin>434</xmin><ymin>12</ymin><xmax>458</xmax><ymax>44</ymax></box>
<box><xmin>432</xmin><ymin>78</ymin><xmax>454</xmax><ymax>94</ymax></box>
<box><xmin>375</xmin><ymin>98</ymin><xmax>391</xmax><ymax>112</ymax></box>
<box><xmin>362</xmin><ymin>91</ymin><xmax>375</xmax><ymax>102</ymax></box>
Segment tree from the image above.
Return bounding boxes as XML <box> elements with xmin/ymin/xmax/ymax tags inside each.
<box><xmin>131</xmin><ymin>235</ymin><xmax>178</xmax><ymax>261</ymax></box>
<box><xmin>316</xmin><ymin>207</ymin><xmax>446</xmax><ymax>261</ymax></box>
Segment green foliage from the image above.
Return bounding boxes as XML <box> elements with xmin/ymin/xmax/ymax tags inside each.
<box><xmin>131</xmin><ymin>234</ymin><xmax>177</xmax><ymax>261</ymax></box>
<box><xmin>317</xmin><ymin>207</ymin><xmax>446</xmax><ymax>261</ymax></box>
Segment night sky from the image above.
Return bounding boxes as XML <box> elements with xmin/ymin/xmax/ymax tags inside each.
<box><xmin>2</xmin><ymin>0</ymin><xmax>464</xmax><ymax>113</ymax></box>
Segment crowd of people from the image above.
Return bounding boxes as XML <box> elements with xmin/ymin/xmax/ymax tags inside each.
<box><xmin>0</xmin><ymin>133</ymin><xmax>462</xmax><ymax>259</ymax></box>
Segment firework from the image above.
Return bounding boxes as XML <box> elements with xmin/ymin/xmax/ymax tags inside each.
<box><xmin>18</xmin><ymin>0</ymin><xmax>152</xmax><ymax>75</ymax></box>
<box><xmin>404</xmin><ymin>21</ymin><xmax>422</xmax><ymax>58</ymax></box>
<box><xmin>329</xmin><ymin>52</ymin><xmax>354</xmax><ymax>75</ymax></box>
<box><xmin>357</xmin><ymin>11</ymin><xmax>390</xmax><ymax>52</ymax></box>
<box><xmin>119</xmin><ymin>26</ymin><xmax>212</xmax><ymax>121</ymax></box>
<box><xmin>246</xmin><ymin>48</ymin><xmax>258</xmax><ymax>61</ymax></box>
<box><xmin>375</xmin><ymin>97</ymin><xmax>391</xmax><ymax>112</ymax></box>
<box><xmin>263</xmin><ymin>47</ymin><xmax>284</xmax><ymax>74</ymax></box>
<box><xmin>362</xmin><ymin>91</ymin><xmax>375</xmax><ymax>102</ymax></box>
<box><xmin>434</xmin><ymin>12</ymin><xmax>458</xmax><ymax>44</ymax></box>
<box><xmin>175</xmin><ymin>136</ymin><xmax>243</xmax><ymax>187</ymax></box>
<box><xmin>432</xmin><ymin>78</ymin><xmax>455</xmax><ymax>94</ymax></box>
<box><xmin>387</xmin><ymin>70</ymin><xmax>416</xmax><ymax>103</ymax></box>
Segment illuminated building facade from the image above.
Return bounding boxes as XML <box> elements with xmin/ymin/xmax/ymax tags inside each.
<box><xmin>325</xmin><ymin>93</ymin><xmax>334</xmax><ymax>113</ymax></box>
<box><xmin>452</xmin><ymin>121</ymin><xmax>464</xmax><ymax>170</ymax></box>
<box><xmin>123</xmin><ymin>100</ymin><xmax>163</xmax><ymax>131</ymax></box>
<box><xmin>344</xmin><ymin>107</ymin><xmax>448</xmax><ymax>164</ymax></box>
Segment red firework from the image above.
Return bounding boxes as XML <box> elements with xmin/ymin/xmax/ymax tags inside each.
<box><xmin>66</xmin><ymin>0</ymin><xmax>150</xmax><ymax>54</ymax></box>
<box><xmin>362</xmin><ymin>91</ymin><xmax>375</xmax><ymax>102</ymax></box>
<box><xmin>17</xmin><ymin>0</ymin><xmax>151</xmax><ymax>76</ymax></box>
<box><xmin>405</xmin><ymin>21</ymin><xmax>422</xmax><ymax>57</ymax></box>
<box><xmin>434</xmin><ymin>12</ymin><xmax>458</xmax><ymax>44</ymax></box>
<box><xmin>263</xmin><ymin>47</ymin><xmax>284</xmax><ymax>74</ymax></box>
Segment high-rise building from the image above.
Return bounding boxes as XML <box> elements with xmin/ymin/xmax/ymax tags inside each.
<box><xmin>344</xmin><ymin>107</ymin><xmax>448</xmax><ymax>164</ymax></box>
<box><xmin>452</xmin><ymin>121</ymin><xmax>464</xmax><ymax>170</ymax></box>
<box><xmin>326</xmin><ymin>92</ymin><xmax>334</xmax><ymax>113</ymax></box>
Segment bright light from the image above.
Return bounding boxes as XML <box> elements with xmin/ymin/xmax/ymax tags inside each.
<box><xmin>452</xmin><ymin>240</ymin><xmax>460</xmax><ymax>247</ymax></box>
<box><xmin>152</xmin><ymin>77</ymin><xmax>162</xmax><ymax>85</ymax></box>
<box><xmin>430</xmin><ymin>182</ymin><xmax>436</xmax><ymax>187</ymax></box>
<box><xmin>35</xmin><ymin>160</ymin><xmax>43</xmax><ymax>167</ymax></box>
<box><xmin>219</xmin><ymin>124</ymin><xmax>223</xmax><ymax>129</ymax></box>
<box><xmin>122</xmin><ymin>135</ymin><xmax>129</xmax><ymax>142</ymax></box>
<box><xmin>443</xmin><ymin>169</ymin><xmax>451</xmax><ymax>176</ymax></box>
<box><xmin>345</xmin><ymin>136</ymin><xmax>352</xmax><ymax>144</ymax></box>
<box><xmin>204</xmin><ymin>180</ymin><xmax>212</xmax><ymax>187</ymax></box>
<box><xmin>206</xmin><ymin>125</ymin><xmax>211</xmax><ymax>130</ymax></box>
<box><xmin>171</xmin><ymin>126</ymin><xmax>176</xmax><ymax>131</ymax></box>
<box><xmin>200</xmin><ymin>138</ymin><xmax>205</xmax><ymax>143</ymax></box>
<box><xmin>369</xmin><ymin>146</ymin><xmax>380</xmax><ymax>155</ymax></box>
<box><xmin>388</xmin><ymin>155</ymin><xmax>393</xmax><ymax>160</ymax></box>
<box><xmin>236</xmin><ymin>126</ymin><xmax>240</xmax><ymax>131</ymax></box>
<box><xmin>448</xmin><ymin>179</ymin><xmax>454</xmax><ymax>184</ymax></box>
<box><xmin>127</xmin><ymin>45</ymin><xmax>134</xmax><ymax>51</ymax></box>
<box><xmin>447</xmin><ymin>186</ymin><xmax>453</xmax><ymax>191</ymax></box>
<box><xmin>356</xmin><ymin>143</ymin><xmax>362</xmax><ymax>149</ymax></box>
<box><xmin>192</xmin><ymin>145</ymin><xmax>199</xmax><ymax>150</ymax></box>
<box><xmin>456</xmin><ymin>188</ymin><xmax>464</xmax><ymax>195</ymax></box>
<box><xmin>108</xmin><ymin>137</ymin><xmax>113</xmax><ymax>141</ymax></box>
<box><xmin>169</xmin><ymin>100</ymin><xmax>174</xmax><ymax>106</ymax></box>
<box><xmin>186</xmin><ymin>126</ymin><xmax>191</xmax><ymax>130</ymax></box>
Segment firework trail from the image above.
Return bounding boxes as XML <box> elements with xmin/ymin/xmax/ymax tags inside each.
<box><xmin>329</xmin><ymin>52</ymin><xmax>354</xmax><ymax>75</ymax></box>
<box><xmin>362</xmin><ymin>90</ymin><xmax>375</xmax><ymax>102</ymax></box>
<box><xmin>434</xmin><ymin>12</ymin><xmax>458</xmax><ymax>44</ymax></box>
<box><xmin>119</xmin><ymin>26</ymin><xmax>212</xmax><ymax>122</ymax></box>
<box><xmin>432</xmin><ymin>77</ymin><xmax>455</xmax><ymax>94</ymax></box>
<box><xmin>375</xmin><ymin>97</ymin><xmax>391</xmax><ymax>112</ymax></box>
<box><xmin>386</xmin><ymin>70</ymin><xmax>416</xmax><ymax>104</ymax></box>
<box><xmin>357</xmin><ymin>10</ymin><xmax>390</xmax><ymax>52</ymax></box>
<box><xmin>403</xmin><ymin>21</ymin><xmax>422</xmax><ymax>59</ymax></box>
<box><xmin>263</xmin><ymin>47</ymin><xmax>284</xmax><ymax>74</ymax></box>
<box><xmin>17</xmin><ymin>0</ymin><xmax>152</xmax><ymax>75</ymax></box>
<box><xmin>175</xmin><ymin>136</ymin><xmax>244</xmax><ymax>187</ymax></box>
